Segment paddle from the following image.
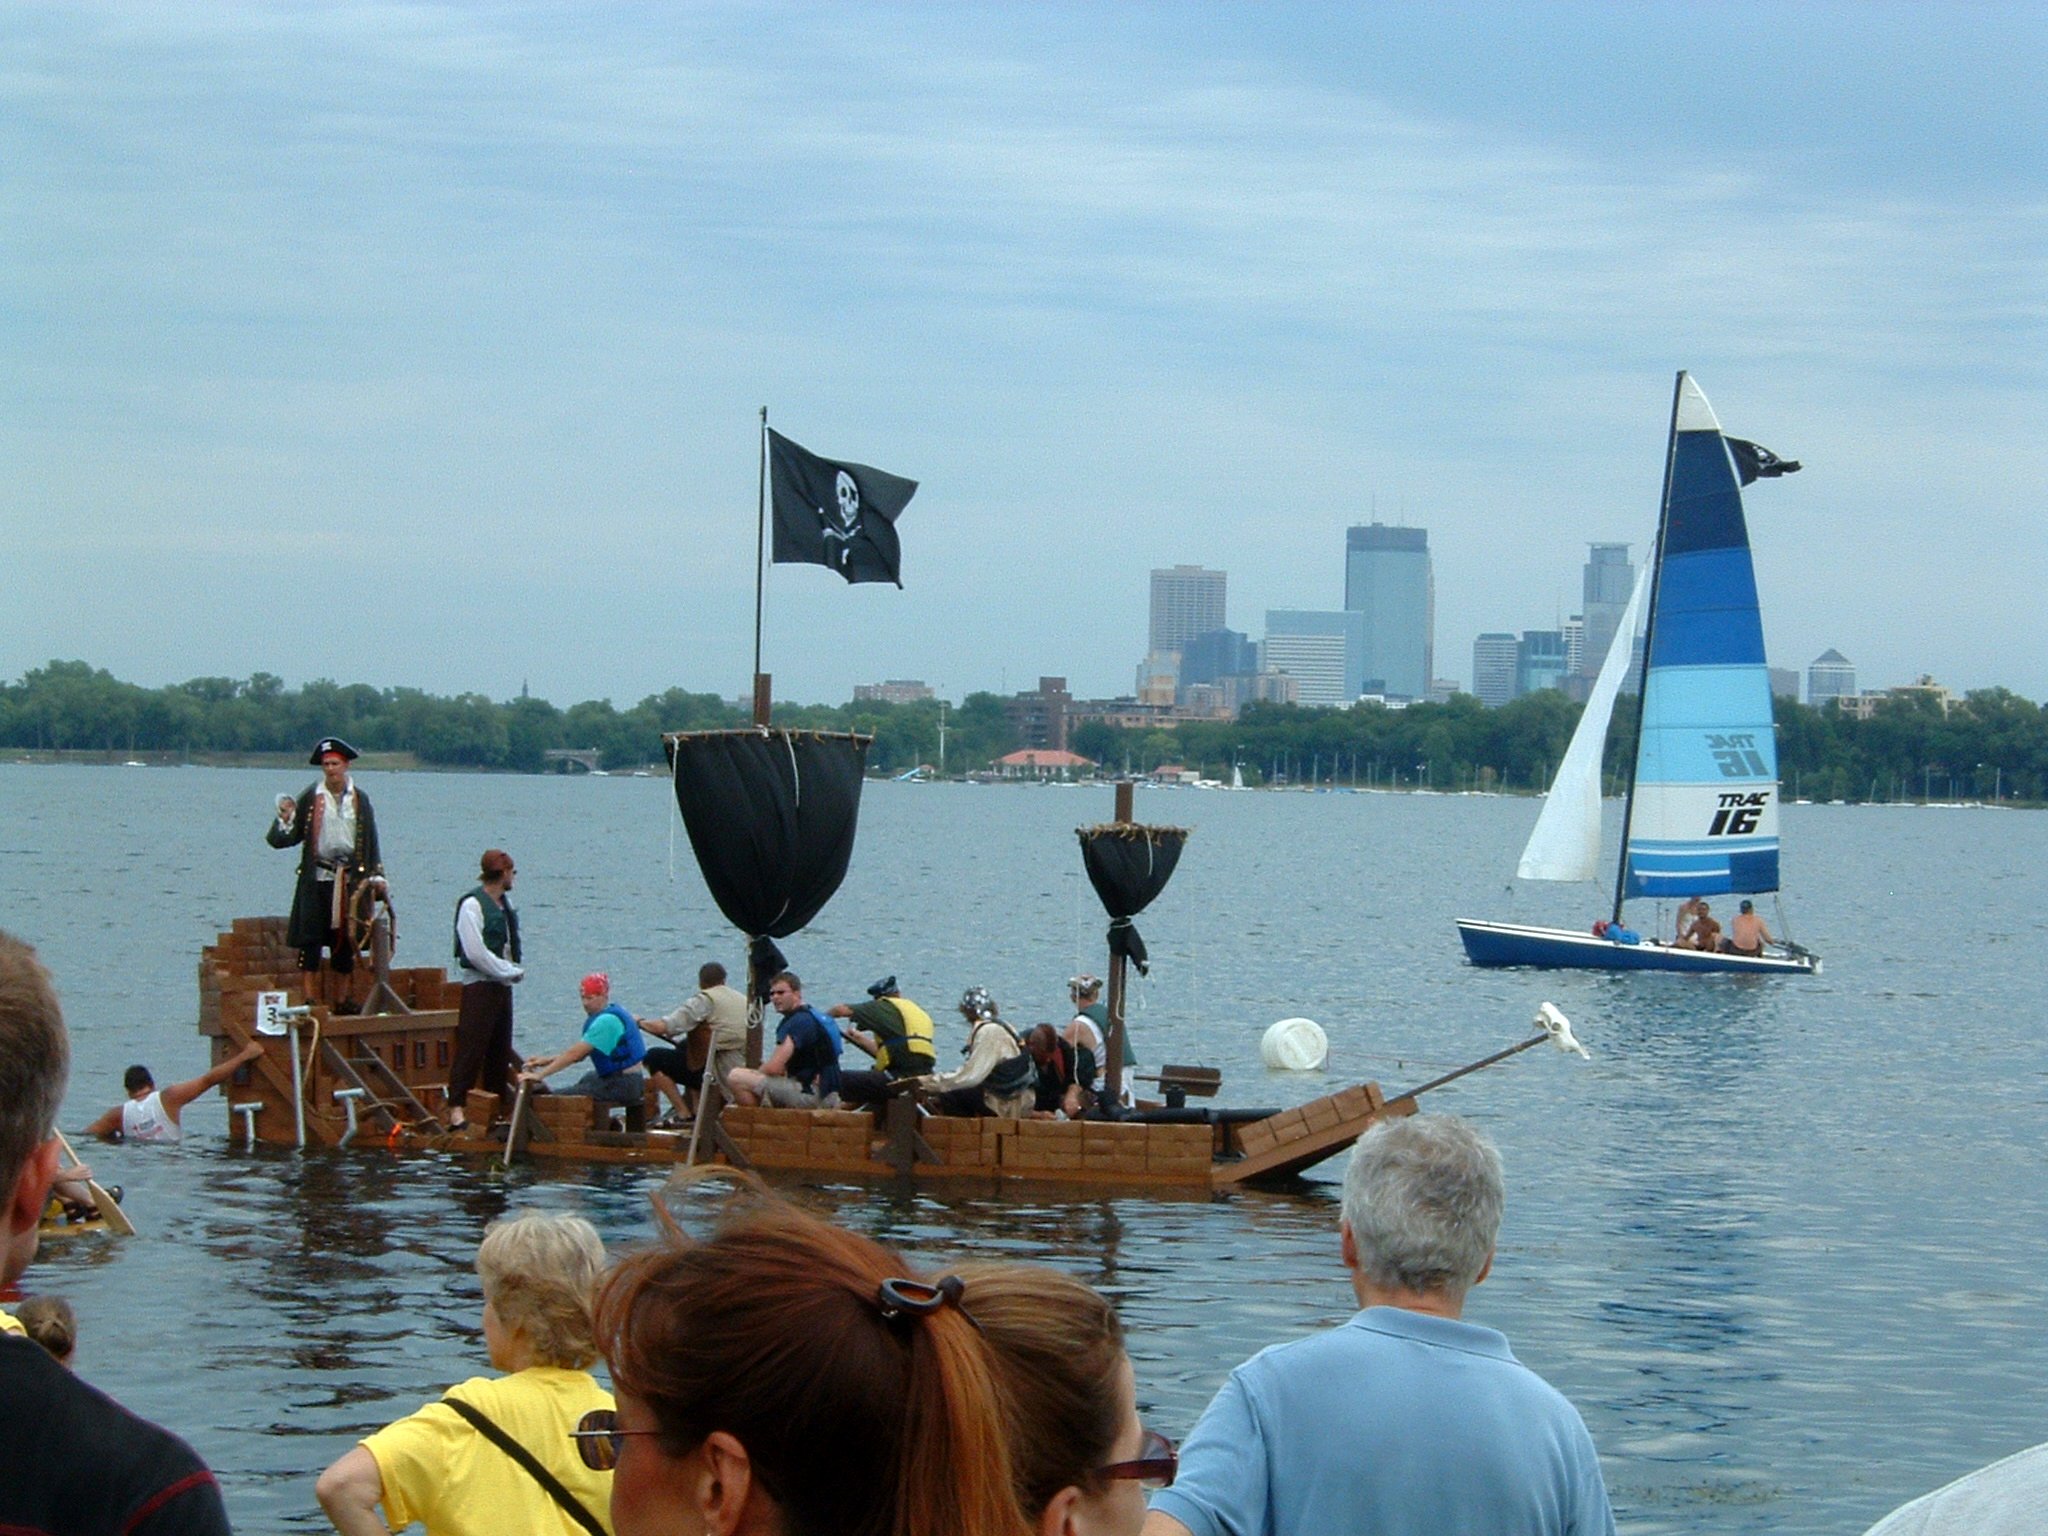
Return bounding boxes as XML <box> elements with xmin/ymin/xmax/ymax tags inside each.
<box><xmin>55</xmin><ymin>1129</ymin><xmax>136</xmax><ymax>1237</ymax></box>
<box><xmin>501</xmin><ymin>1081</ymin><xmax>530</xmax><ymax>1168</ymax></box>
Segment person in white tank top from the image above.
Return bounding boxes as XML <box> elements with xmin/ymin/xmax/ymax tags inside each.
<box><xmin>83</xmin><ymin>1040</ymin><xmax>266</xmax><ymax>1146</ymax></box>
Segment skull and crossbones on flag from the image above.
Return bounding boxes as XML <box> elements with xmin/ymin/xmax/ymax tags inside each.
<box><xmin>767</xmin><ymin>428</ymin><xmax>919</xmax><ymax>587</ymax></box>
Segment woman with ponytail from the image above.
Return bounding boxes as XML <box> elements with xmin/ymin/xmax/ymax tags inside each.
<box><xmin>589</xmin><ymin>1196</ymin><xmax>1030</xmax><ymax>1536</ymax></box>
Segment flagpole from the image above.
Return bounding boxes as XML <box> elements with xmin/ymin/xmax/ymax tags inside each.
<box><xmin>753</xmin><ymin>407</ymin><xmax>771</xmax><ymax>726</ymax></box>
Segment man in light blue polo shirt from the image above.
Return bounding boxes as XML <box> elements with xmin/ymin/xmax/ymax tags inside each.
<box><xmin>1145</xmin><ymin>1114</ymin><xmax>1615</xmax><ymax>1536</ymax></box>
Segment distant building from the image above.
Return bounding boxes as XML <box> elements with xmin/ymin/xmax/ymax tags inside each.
<box><xmin>1180</xmin><ymin>628</ymin><xmax>1256</xmax><ymax>689</ymax></box>
<box><xmin>994</xmin><ymin>748</ymin><xmax>1094</xmax><ymax>781</ymax></box>
<box><xmin>1562</xmin><ymin>615</ymin><xmax>1586</xmax><ymax>679</ymax></box>
<box><xmin>1578</xmin><ymin>544</ymin><xmax>1634</xmax><ymax>682</ymax></box>
<box><xmin>1149</xmin><ymin>566</ymin><xmax>1227</xmax><ymax>663</ymax></box>
<box><xmin>1262</xmin><ymin>610</ymin><xmax>1366</xmax><ymax>708</ymax></box>
<box><xmin>1224</xmin><ymin>671</ymin><xmax>1298</xmax><ymax>712</ymax></box>
<box><xmin>853</xmin><ymin>679</ymin><xmax>934</xmax><ymax>705</ymax></box>
<box><xmin>1343</xmin><ymin>524</ymin><xmax>1432</xmax><ymax>701</ymax></box>
<box><xmin>1808</xmin><ymin>649</ymin><xmax>1856</xmax><ymax>706</ymax></box>
<box><xmin>1768</xmin><ymin>667</ymin><xmax>1799</xmax><ymax>701</ymax></box>
<box><xmin>1472</xmin><ymin>633</ymin><xmax>1520</xmax><ymax>707</ymax></box>
<box><xmin>1134</xmin><ymin>655</ymin><xmax>1179</xmax><ymax>708</ymax></box>
<box><xmin>1517</xmin><ymin>630</ymin><xmax>1569</xmax><ymax>697</ymax></box>
<box><xmin>1003</xmin><ymin>677</ymin><xmax>1071</xmax><ymax>752</ymax></box>
<box><xmin>1426</xmin><ymin>677</ymin><xmax>1461</xmax><ymax>705</ymax></box>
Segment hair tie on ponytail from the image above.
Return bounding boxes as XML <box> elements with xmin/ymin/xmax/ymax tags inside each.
<box><xmin>875</xmin><ymin>1274</ymin><xmax>981</xmax><ymax>1333</ymax></box>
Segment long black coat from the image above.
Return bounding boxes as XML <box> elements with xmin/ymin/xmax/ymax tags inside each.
<box><xmin>266</xmin><ymin>783</ymin><xmax>382</xmax><ymax>952</ymax></box>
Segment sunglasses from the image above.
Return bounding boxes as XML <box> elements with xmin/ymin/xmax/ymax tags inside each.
<box><xmin>1095</xmin><ymin>1428</ymin><xmax>1177</xmax><ymax>1490</ymax></box>
<box><xmin>570</xmin><ymin>1408</ymin><xmax>663</xmax><ymax>1472</ymax></box>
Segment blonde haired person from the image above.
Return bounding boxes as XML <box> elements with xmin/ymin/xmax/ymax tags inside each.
<box><xmin>957</xmin><ymin>1263</ymin><xmax>1173</xmax><ymax>1536</ymax></box>
<box><xmin>318</xmin><ymin>1211</ymin><xmax>614</xmax><ymax>1536</ymax></box>
<box><xmin>15</xmin><ymin>1294</ymin><xmax>77</xmax><ymax>1368</ymax></box>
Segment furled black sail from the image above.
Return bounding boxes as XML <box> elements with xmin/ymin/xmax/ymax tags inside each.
<box><xmin>666</xmin><ymin>729</ymin><xmax>871</xmax><ymax>965</ymax></box>
<box><xmin>1077</xmin><ymin>822</ymin><xmax>1188</xmax><ymax>975</ymax></box>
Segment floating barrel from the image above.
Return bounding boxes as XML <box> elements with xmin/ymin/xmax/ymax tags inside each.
<box><xmin>1261</xmin><ymin>1017</ymin><xmax>1328</xmax><ymax>1071</ymax></box>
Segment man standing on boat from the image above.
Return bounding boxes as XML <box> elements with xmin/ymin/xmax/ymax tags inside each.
<box><xmin>266</xmin><ymin>737</ymin><xmax>383</xmax><ymax>1014</ymax></box>
<box><xmin>827</xmin><ymin>976</ymin><xmax>937</xmax><ymax>1109</ymax></box>
<box><xmin>81</xmin><ymin>1039</ymin><xmax>266</xmax><ymax>1145</ymax></box>
<box><xmin>0</xmin><ymin>930</ymin><xmax>233</xmax><ymax>1535</ymax></box>
<box><xmin>726</xmin><ymin>972</ymin><xmax>843</xmax><ymax>1109</ymax></box>
<box><xmin>1145</xmin><ymin>1114</ymin><xmax>1615</xmax><ymax>1536</ymax></box>
<box><xmin>444</xmin><ymin>850</ymin><xmax>522</xmax><ymax>1132</ymax></box>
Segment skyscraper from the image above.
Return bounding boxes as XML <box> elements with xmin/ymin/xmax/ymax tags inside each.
<box><xmin>1261</xmin><ymin>610</ymin><xmax>1366</xmax><ymax>708</ymax></box>
<box><xmin>1343</xmin><ymin>525</ymin><xmax>1432</xmax><ymax>700</ymax></box>
<box><xmin>1471</xmin><ymin>633</ymin><xmax>1520</xmax><ymax>707</ymax></box>
<box><xmin>1149</xmin><ymin>566</ymin><xmax>1227</xmax><ymax>657</ymax></box>
<box><xmin>1808</xmin><ymin>649</ymin><xmax>1856</xmax><ymax>706</ymax></box>
<box><xmin>1579</xmin><ymin>543</ymin><xmax>1634</xmax><ymax>678</ymax></box>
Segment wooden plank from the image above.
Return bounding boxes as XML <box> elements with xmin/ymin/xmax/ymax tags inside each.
<box><xmin>1212</xmin><ymin>1096</ymin><xmax>1417</xmax><ymax>1186</ymax></box>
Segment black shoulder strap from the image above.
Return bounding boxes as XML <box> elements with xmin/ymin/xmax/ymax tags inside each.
<box><xmin>440</xmin><ymin>1395</ymin><xmax>608</xmax><ymax>1536</ymax></box>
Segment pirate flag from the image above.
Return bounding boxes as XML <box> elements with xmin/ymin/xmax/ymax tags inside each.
<box><xmin>1727</xmin><ymin>437</ymin><xmax>1802</xmax><ymax>487</ymax></box>
<box><xmin>768</xmin><ymin>429</ymin><xmax>919</xmax><ymax>587</ymax></box>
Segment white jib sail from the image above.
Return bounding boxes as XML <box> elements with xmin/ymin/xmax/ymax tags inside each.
<box><xmin>1518</xmin><ymin>563</ymin><xmax>1651</xmax><ymax>882</ymax></box>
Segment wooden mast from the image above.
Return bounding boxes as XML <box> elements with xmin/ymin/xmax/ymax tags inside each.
<box><xmin>1103</xmin><ymin>779</ymin><xmax>1134</xmax><ymax>1104</ymax></box>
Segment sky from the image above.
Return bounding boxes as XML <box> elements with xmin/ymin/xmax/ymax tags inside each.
<box><xmin>5</xmin><ymin>2</ymin><xmax>2044</xmax><ymax>708</ymax></box>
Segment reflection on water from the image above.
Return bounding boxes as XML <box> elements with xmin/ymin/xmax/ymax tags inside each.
<box><xmin>7</xmin><ymin>765</ymin><xmax>2048</xmax><ymax>1533</ymax></box>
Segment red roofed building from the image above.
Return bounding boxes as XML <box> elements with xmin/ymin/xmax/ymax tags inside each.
<box><xmin>994</xmin><ymin>749</ymin><xmax>1096</xmax><ymax>781</ymax></box>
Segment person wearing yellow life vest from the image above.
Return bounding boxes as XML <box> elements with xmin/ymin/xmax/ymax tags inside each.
<box><xmin>827</xmin><ymin>976</ymin><xmax>938</xmax><ymax>1110</ymax></box>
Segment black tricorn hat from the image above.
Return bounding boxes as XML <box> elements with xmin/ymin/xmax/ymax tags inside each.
<box><xmin>310</xmin><ymin>737</ymin><xmax>359</xmax><ymax>765</ymax></box>
<box><xmin>867</xmin><ymin>975</ymin><xmax>898</xmax><ymax>998</ymax></box>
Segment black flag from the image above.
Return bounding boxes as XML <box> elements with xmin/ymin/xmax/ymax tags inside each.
<box><xmin>1727</xmin><ymin>437</ymin><xmax>1802</xmax><ymax>487</ymax></box>
<box><xmin>768</xmin><ymin>429</ymin><xmax>918</xmax><ymax>587</ymax></box>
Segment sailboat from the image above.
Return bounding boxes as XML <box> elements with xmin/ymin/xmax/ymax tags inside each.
<box><xmin>1455</xmin><ymin>372</ymin><xmax>1821</xmax><ymax>976</ymax></box>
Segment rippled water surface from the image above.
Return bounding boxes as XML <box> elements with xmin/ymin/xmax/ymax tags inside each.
<box><xmin>4</xmin><ymin>763</ymin><xmax>2047</xmax><ymax>1534</ymax></box>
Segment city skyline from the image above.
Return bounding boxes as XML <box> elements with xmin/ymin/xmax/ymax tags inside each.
<box><xmin>6</xmin><ymin>6</ymin><xmax>2042</xmax><ymax>706</ymax></box>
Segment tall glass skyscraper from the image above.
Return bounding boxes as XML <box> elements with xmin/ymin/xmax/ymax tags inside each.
<box><xmin>1343</xmin><ymin>525</ymin><xmax>1432</xmax><ymax>700</ymax></box>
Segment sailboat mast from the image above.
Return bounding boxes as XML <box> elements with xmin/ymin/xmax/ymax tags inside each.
<box><xmin>1609</xmin><ymin>369</ymin><xmax>1686</xmax><ymax>924</ymax></box>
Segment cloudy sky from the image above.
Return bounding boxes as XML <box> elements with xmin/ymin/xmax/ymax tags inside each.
<box><xmin>5</xmin><ymin>2</ymin><xmax>2043</xmax><ymax>707</ymax></box>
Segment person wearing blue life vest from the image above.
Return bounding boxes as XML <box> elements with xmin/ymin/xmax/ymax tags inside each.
<box><xmin>726</xmin><ymin>971</ymin><xmax>843</xmax><ymax>1109</ymax></box>
<box><xmin>519</xmin><ymin>973</ymin><xmax>648</xmax><ymax>1108</ymax></box>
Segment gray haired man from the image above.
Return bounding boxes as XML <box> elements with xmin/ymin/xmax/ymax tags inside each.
<box><xmin>1146</xmin><ymin>1113</ymin><xmax>1615</xmax><ymax>1536</ymax></box>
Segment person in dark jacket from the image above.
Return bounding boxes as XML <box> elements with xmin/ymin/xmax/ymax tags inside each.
<box><xmin>265</xmin><ymin>737</ymin><xmax>383</xmax><ymax>1013</ymax></box>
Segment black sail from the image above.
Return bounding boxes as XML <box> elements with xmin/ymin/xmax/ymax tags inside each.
<box><xmin>1077</xmin><ymin>822</ymin><xmax>1189</xmax><ymax>975</ymax></box>
<box><xmin>666</xmin><ymin>729</ymin><xmax>870</xmax><ymax>948</ymax></box>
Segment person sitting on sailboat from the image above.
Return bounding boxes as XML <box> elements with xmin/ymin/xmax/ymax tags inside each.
<box><xmin>1674</xmin><ymin>896</ymin><xmax>1706</xmax><ymax>948</ymax></box>
<box><xmin>726</xmin><ymin>972</ymin><xmax>843</xmax><ymax>1109</ymax></box>
<box><xmin>1724</xmin><ymin>900</ymin><xmax>1776</xmax><ymax>957</ymax></box>
<box><xmin>1685</xmin><ymin>902</ymin><xmax>1724</xmax><ymax>953</ymax></box>
<box><xmin>916</xmin><ymin>989</ymin><xmax>1036</xmax><ymax>1119</ymax></box>
<box><xmin>828</xmin><ymin>976</ymin><xmax>939</xmax><ymax>1110</ymax></box>
<box><xmin>518</xmin><ymin>974</ymin><xmax>649</xmax><ymax>1110</ymax></box>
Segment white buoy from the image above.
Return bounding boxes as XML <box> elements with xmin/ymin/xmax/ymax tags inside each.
<box><xmin>1262</xmin><ymin>1016</ymin><xmax>1328</xmax><ymax>1071</ymax></box>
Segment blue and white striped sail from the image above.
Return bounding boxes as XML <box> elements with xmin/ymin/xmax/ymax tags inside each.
<box><xmin>1622</xmin><ymin>375</ymin><xmax>1780</xmax><ymax>898</ymax></box>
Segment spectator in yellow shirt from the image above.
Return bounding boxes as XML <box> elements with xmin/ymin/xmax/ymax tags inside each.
<box><xmin>317</xmin><ymin>1211</ymin><xmax>614</xmax><ymax>1536</ymax></box>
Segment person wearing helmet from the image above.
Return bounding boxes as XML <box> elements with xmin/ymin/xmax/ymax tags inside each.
<box><xmin>828</xmin><ymin>976</ymin><xmax>938</xmax><ymax>1110</ymax></box>
<box><xmin>912</xmin><ymin>989</ymin><xmax>1035</xmax><ymax>1118</ymax></box>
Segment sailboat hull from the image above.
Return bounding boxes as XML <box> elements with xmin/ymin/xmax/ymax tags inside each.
<box><xmin>1454</xmin><ymin>919</ymin><xmax>1820</xmax><ymax>975</ymax></box>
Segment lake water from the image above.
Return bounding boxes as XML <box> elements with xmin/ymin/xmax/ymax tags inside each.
<box><xmin>3</xmin><ymin>761</ymin><xmax>2046</xmax><ymax>1534</ymax></box>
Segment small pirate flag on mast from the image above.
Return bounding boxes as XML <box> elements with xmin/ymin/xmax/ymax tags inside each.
<box><xmin>767</xmin><ymin>428</ymin><xmax>919</xmax><ymax>587</ymax></box>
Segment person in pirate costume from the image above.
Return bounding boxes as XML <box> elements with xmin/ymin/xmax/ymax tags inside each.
<box><xmin>267</xmin><ymin>737</ymin><xmax>383</xmax><ymax>1013</ymax></box>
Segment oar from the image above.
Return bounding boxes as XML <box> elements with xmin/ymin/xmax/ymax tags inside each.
<box><xmin>55</xmin><ymin>1129</ymin><xmax>136</xmax><ymax>1237</ymax></box>
<box><xmin>501</xmin><ymin>1081</ymin><xmax>530</xmax><ymax>1168</ymax></box>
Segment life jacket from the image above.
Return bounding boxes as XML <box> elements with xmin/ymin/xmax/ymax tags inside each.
<box><xmin>585</xmin><ymin>1003</ymin><xmax>648</xmax><ymax>1077</ymax></box>
<box><xmin>780</xmin><ymin>1006</ymin><xmax>843</xmax><ymax>1098</ymax></box>
<box><xmin>976</xmin><ymin>1021</ymin><xmax>1037</xmax><ymax>1098</ymax></box>
<box><xmin>872</xmin><ymin>996</ymin><xmax>937</xmax><ymax>1076</ymax></box>
<box><xmin>453</xmin><ymin>888</ymin><xmax>521</xmax><ymax>971</ymax></box>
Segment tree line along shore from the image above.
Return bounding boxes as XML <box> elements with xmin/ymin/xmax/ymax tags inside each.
<box><xmin>5</xmin><ymin>660</ymin><xmax>2045</xmax><ymax>805</ymax></box>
